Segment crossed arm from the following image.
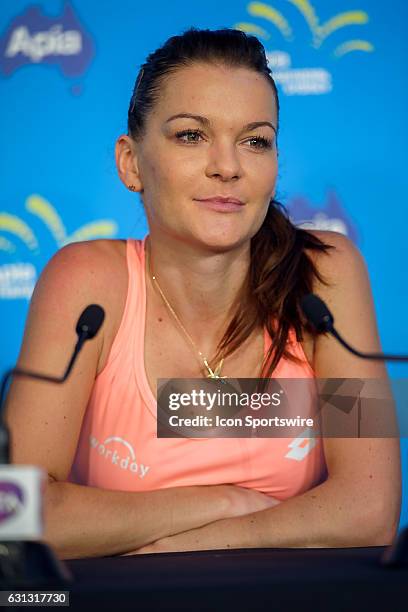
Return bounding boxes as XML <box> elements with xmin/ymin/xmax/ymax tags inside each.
<box><xmin>124</xmin><ymin>434</ymin><xmax>400</xmax><ymax>555</ymax></box>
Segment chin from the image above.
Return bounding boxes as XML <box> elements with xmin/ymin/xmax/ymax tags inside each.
<box><xmin>191</xmin><ymin>227</ymin><xmax>252</xmax><ymax>254</ymax></box>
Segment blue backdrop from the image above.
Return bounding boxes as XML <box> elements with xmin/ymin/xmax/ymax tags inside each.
<box><xmin>1</xmin><ymin>0</ymin><xmax>407</xmax><ymax>527</ymax></box>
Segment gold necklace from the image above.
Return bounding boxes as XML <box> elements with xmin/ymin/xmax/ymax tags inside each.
<box><xmin>149</xmin><ymin>265</ymin><xmax>227</xmax><ymax>380</ymax></box>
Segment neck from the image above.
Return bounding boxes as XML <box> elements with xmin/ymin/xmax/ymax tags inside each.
<box><xmin>145</xmin><ymin>230</ymin><xmax>251</xmax><ymax>350</ymax></box>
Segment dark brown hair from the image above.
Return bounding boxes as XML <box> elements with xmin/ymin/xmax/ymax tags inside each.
<box><xmin>127</xmin><ymin>27</ymin><xmax>331</xmax><ymax>377</ymax></box>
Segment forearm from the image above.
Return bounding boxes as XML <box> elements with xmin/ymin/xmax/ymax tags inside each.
<box><xmin>43</xmin><ymin>480</ymin><xmax>230</xmax><ymax>559</ymax></box>
<box><xmin>137</xmin><ymin>477</ymin><xmax>394</xmax><ymax>554</ymax></box>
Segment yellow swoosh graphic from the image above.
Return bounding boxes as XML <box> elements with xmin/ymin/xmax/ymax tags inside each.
<box><xmin>284</xmin><ymin>1</ymin><xmax>370</xmax><ymax>49</ymax></box>
<box><xmin>63</xmin><ymin>221</ymin><xmax>118</xmax><ymax>245</ymax></box>
<box><xmin>234</xmin><ymin>22</ymin><xmax>270</xmax><ymax>39</ymax></box>
<box><xmin>248</xmin><ymin>2</ymin><xmax>293</xmax><ymax>40</ymax></box>
<box><xmin>334</xmin><ymin>40</ymin><xmax>374</xmax><ymax>57</ymax></box>
<box><xmin>0</xmin><ymin>213</ymin><xmax>38</xmax><ymax>250</ymax></box>
<box><xmin>318</xmin><ymin>11</ymin><xmax>369</xmax><ymax>44</ymax></box>
<box><xmin>26</xmin><ymin>195</ymin><xmax>67</xmax><ymax>246</ymax></box>
<box><xmin>0</xmin><ymin>236</ymin><xmax>16</xmax><ymax>253</ymax></box>
<box><xmin>286</xmin><ymin>0</ymin><xmax>319</xmax><ymax>33</ymax></box>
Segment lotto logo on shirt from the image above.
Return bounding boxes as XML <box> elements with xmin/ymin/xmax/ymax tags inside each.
<box><xmin>89</xmin><ymin>435</ymin><xmax>150</xmax><ymax>479</ymax></box>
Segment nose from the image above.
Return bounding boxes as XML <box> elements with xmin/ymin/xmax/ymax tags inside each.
<box><xmin>205</xmin><ymin>139</ymin><xmax>242</xmax><ymax>181</ymax></box>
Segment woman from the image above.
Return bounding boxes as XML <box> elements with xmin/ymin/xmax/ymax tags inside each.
<box><xmin>5</xmin><ymin>28</ymin><xmax>401</xmax><ymax>559</ymax></box>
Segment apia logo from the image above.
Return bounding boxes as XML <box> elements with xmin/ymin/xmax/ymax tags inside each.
<box><xmin>0</xmin><ymin>194</ymin><xmax>118</xmax><ymax>300</ymax></box>
<box><xmin>0</xmin><ymin>2</ymin><xmax>94</xmax><ymax>77</ymax></box>
<box><xmin>0</xmin><ymin>482</ymin><xmax>24</xmax><ymax>522</ymax></box>
<box><xmin>287</xmin><ymin>190</ymin><xmax>359</xmax><ymax>243</ymax></box>
<box><xmin>234</xmin><ymin>1</ymin><xmax>374</xmax><ymax>95</ymax></box>
<box><xmin>89</xmin><ymin>435</ymin><xmax>150</xmax><ymax>479</ymax></box>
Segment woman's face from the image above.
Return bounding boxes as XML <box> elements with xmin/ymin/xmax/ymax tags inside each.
<box><xmin>132</xmin><ymin>62</ymin><xmax>278</xmax><ymax>252</ymax></box>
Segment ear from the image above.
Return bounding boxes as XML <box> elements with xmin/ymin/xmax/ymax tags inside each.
<box><xmin>115</xmin><ymin>135</ymin><xmax>143</xmax><ymax>192</ymax></box>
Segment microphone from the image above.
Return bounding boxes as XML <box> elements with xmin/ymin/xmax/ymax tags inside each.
<box><xmin>0</xmin><ymin>304</ymin><xmax>104</xmax><ymax>586</ymax></box>
<box><xmin>0</xmin><ymin>304</ymin><xmax>105</xmax><ymax>409</ymax></box>
<box><xmin>0</xmin><ymin>304</ymin><xmax>105</xmax><ymax>463</ymax></box>
<box><xmin>301</xmin><ymin>294</ymin><xmax>408</xmax><ymax>362</ymax></box>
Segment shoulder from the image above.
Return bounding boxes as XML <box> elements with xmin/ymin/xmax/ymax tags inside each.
<box><xmin>303</xmin><ymin>230</ymin><xmax>369</xmax><ymax>300</ymax></box>
<box><xmin>40</xmin><ymin>240</ymin><xmax>126</xmax><ymax>292</ymax></box>
<box><xmin>33</xmin><ymin>239</ymin><xmax>127</xmax><ymax>314</ymax></box>
<box><xmin>303</xmin><ymin>231</ymin><xmax>384</xmax><ymax>376</ymax></box>
<box><xmin>42</xmin><ymin>238</ymin><xmax>127</xmax><ymax>277</ymax></box>
<box><xmin>304</xmin><ymin>230</ymin><xmax>366</xmax><ymax>280</ymax></box>
<box><xmin>308</xmin><ymin>230</ymin><xmax>364</xmax><ymax>269</ymax></box>
<box><xmin>31</xmin><ymin>239</ymin><xmax>129</xmax><ymax>373</ymax></box>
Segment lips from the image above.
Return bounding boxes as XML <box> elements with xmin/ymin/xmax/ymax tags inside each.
<box><xmin>194</xmin><ymin>197</ymin><xmax>245</xmax><ymax>213</ymax></box>
<box><xmin>196</xmin><ymin>196</ymin><xmax>244</xmax><ymax>205</ymax></box>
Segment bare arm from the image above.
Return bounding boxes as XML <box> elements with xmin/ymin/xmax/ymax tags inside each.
<box><xmin>129</xmin><ymin>474</ymin><xmax>392</xmax><ymax>554</ymax></box>
<box><xmin>4</xmin><ymin>240</ymin><xmax>277</xmax><ymax>559</ymax></box>
<box><xmin>43</xmin><ymin>479</ymin><xmax>252</xmax><ymax>559</ymax></box>
<box><xmin>129</xmin><ymin>232</ymin><xmax>402</xmax><ymax>554</ymax></box>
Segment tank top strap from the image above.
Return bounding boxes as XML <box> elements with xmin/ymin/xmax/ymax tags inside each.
<box><xmin>102</xmin><ymin>238</ymin><xmax>146</xmax><ymax>368</ymax></box>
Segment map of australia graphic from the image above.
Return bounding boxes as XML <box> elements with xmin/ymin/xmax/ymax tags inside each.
<box><xmin>0</xmin><ymin>2</ymin><xmax>94</xmax><ymax>77</ymax></box>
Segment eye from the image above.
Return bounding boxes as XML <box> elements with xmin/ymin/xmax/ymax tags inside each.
<box><xmin>175</xmin><ymin>129</ymin><xmax>205</xmax><ymax>143</ymax></box>
<box><xmin>245</xmin><ymin>135</ymin><xmax>274</xmax><ymax>150</ymax></box>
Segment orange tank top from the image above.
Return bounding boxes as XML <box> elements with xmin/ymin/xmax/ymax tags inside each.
<box><xmin>68</xmin><ymin>238</ymin><xmax>327</xmax><ymax>499</ymax></box>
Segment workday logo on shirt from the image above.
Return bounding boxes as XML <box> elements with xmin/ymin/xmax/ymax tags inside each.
<box><xmin>89</xmin><ymin>435</ymin><xmax>150</xmax><ymax>479</ymax></box>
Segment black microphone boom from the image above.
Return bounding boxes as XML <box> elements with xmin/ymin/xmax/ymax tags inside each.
<box><xmin>300</xmin><ymin>294</ymin><xmax>408</xmax><ymax>362</ymax></box>
<box><xmin>0</xmin><ymin>304</ymin><xmax>105</xmax><ymax>416</ymax></box>
<box><xmin>0</xmin><ymin>304</ymin><xmax>105</xmax><ymax>464</ymax></box>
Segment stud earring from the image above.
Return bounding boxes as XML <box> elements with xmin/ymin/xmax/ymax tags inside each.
<box><xmin>128</xmin><ymin>185</ymin><xmax>136</xmax><ymax>192</ymax></box>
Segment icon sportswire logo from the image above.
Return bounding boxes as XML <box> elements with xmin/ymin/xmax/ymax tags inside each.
<box><xmin>89</xmin><ymin>435</ymin><xmax>150</xmax><ymax>479</ymax></box>
<box><xmin>234</xmin><ymin>1</ymin><xmax>374</xmax><ymax>95</ymax></box>
<box><xmin>0</xmin><ymin>2</ymin><xmax>94</xmax><ymax>77</ymax></box>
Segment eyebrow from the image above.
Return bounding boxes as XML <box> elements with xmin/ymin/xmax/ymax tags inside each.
<box><xmin>165</xmin><ymin>113</ymin><xmax>277</xmax><ymax>135</ymax></box>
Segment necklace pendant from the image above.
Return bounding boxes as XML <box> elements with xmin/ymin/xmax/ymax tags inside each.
<box><xmin>206</xmin><ymin>371</ymin><xmax>228</xmax><ymax>379</ymax></box>
<box><xmin>204</xmin><ymin>358</ymin><xmax>228</xmax><ymax>380</ymax></box>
